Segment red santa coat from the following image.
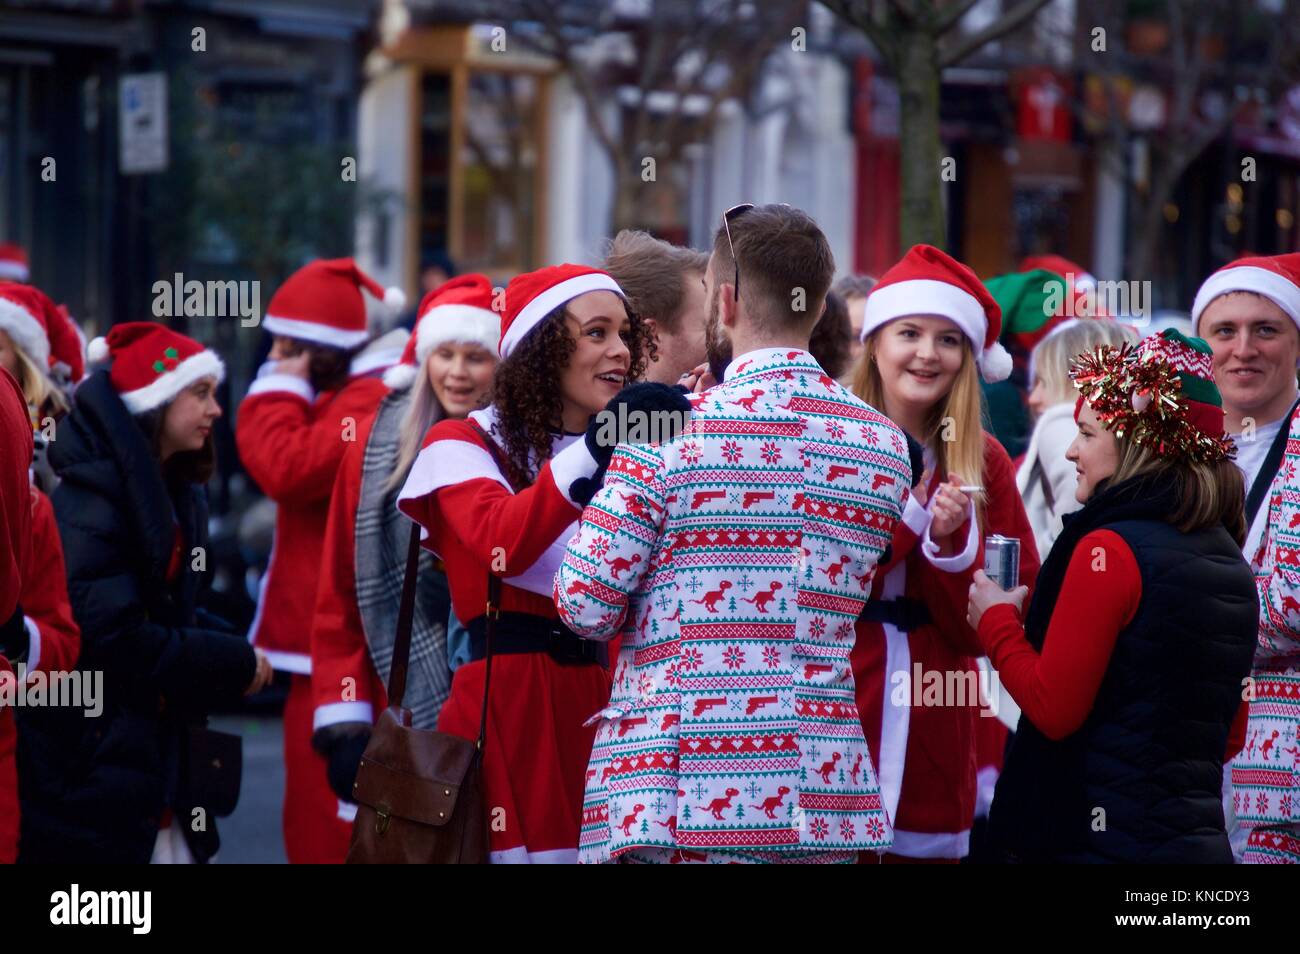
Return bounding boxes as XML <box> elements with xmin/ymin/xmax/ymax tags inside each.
<box><xmin>396</xmin><ymin>407</ymin><xmax>611</xmax><ymax>863</ymax></box>
<box><xmin>237</xmin><ymin>368</ymin><xmax>388</xmax><ymax>672</ymax></box>
<box><xmin>851</xmin><ymin>434</ymin><xmax>1038</xmax><ymax>858</ymax></box>
<box><xmin>311</xmin><ymin>408</ymin><xmax>387</xmax><ymax>728</ymax></box>
<box><xmin>0</xmin><ymin>367</ymin><xmax>33</xmax><ymax>864</ymax></box>
<box><xmin>236</xmin><ymin>365</ymin><xmax>387</xmax><ymax>863</ymax></box>
<box><xmin>21</xmin><ymin>488</ymin><xmax>80</xmax><ymax>677</ymax></box>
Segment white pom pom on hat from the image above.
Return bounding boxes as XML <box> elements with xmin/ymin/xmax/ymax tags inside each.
<box><xmin>382</xmin><ymin>362</ymin><xmax>417</xmax><ymax>390</ymax></box>
<box><xmin>384</xmin><ymin>286</ymin><xmax>407</xmax><ymax>311</ymax></box>
<box><xmin>88</xmin><ymin>335</ymin><xmax>111</xmax><ymax>364</ymax></box>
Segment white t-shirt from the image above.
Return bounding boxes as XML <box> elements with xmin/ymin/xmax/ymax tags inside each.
<box><xmin>1231</xmin><ymin>414</ymin><xmax>1287</xmax><ymax>564</ymax></box>
<box><xmin>1231</xmin><ymin>416</ymin><xmax>1285</xmax><ymax>490</ymax></box>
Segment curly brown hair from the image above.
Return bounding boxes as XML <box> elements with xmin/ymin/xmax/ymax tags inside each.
<box><xmin>491</xmin><ymin>301</ymin><xmax>655</xmax><ymax>488</ymax></box>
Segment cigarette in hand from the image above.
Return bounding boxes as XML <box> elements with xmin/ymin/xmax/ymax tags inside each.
<box><xmin>956</xmin><ymin>485</ymin><xmax>983</xmax><ymax>494</ymax></box>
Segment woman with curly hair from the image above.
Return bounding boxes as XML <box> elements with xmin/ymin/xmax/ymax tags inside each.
<box><xmin>397</xmin><ymin>264</ymin><xmax>675</xmax><ymax>863</ymax></box>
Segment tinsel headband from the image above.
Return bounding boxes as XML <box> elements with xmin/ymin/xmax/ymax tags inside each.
<box><xmin>1069</xmin><ymin>328</ymin><xmax>1235</xmax><ymax>464</ymax></box>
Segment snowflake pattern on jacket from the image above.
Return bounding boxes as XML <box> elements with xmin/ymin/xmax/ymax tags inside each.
<box><xmin>554</xmin><ymin>348</ymin><xmax>910</xmax><ymax>862</ymax></box>
<box><xmin>1232</xmin><ymin>404</ymin><xmax>1300</xmax><ymax>830</ymax></box>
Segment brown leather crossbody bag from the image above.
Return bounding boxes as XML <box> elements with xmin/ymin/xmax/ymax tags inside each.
<box><xmin>347</xmin><ymin>525</ymin><xmax>496</xmax><ymax>864</ymax></box>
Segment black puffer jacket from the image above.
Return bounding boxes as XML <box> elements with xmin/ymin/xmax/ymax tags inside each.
<box><xmin>16</xmin><ymin>371</ymin><xmax>256</xmax><ymax>863</ymax></box>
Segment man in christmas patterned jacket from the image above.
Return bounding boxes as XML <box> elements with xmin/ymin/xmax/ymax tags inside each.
<box><xmin>1193</xmin><ymin>253</ymin><xmax>1300</xmax><ymax>864</ymax></box>
<box><xmin>555</xmin><ymin>204</ymin><xmax>910</xmax><ymax>863</ymax></box>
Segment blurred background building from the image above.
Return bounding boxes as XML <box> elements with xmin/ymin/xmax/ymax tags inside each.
<box><xmin>3</xmin><ymin>0</ymin><xmax>1300</xmax><ymax>338</ymax></box>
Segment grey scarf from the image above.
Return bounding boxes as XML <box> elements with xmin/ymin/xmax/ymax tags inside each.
<box><xmin>354</xmin><ymin>391</ymin><xmax>452</xmax><ymax>729</ymax></box>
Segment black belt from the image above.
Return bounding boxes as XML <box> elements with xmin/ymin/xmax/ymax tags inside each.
<box><xmin>858</xmin><ymin>597</ymin><xmax>932</xmax><ymax>632</ymax></box>
<box><xmin>465</xmin><ymin>612</ymin><xmax>608</xmax><ymax>667</ymax></box>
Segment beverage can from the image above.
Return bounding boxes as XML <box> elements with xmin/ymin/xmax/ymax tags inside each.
<box><xmin>983</xmin><ymin>534</ymin><xmax>1020</xmax><ymax>591</ymax></box>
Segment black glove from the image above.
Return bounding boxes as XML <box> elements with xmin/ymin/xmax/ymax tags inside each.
<box><xmin>0</xmin><ymin>603</ymin><xmax>28</xmax><ymax>663</ymax></box>
<box><xmin>316</xmin><ymin>728</ymin><xmax>372</xmax><ymax>804</ymax></box>
<box><xmin>569</xmin><ymin>382</ymin><xmax>692</xmax><ymax>507</ymax></box>
<box><xmin>905</xmin><ymin>432</ymin><xmax>926</xmax><ymax>489</ymax></box>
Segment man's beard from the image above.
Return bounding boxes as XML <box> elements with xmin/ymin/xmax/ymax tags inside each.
<box><xmin>704</xmin><ymin>289</ymin><xmax>732</xmax><ymax>384</ymax></box>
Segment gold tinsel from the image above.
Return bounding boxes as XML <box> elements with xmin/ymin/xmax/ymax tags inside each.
<box><xmin>1069</xmin><ymin>343</ymin><xmax>1235</xmax><ymax>464</ymax></box>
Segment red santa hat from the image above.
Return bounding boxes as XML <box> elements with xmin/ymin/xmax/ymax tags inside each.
<box><xmin>1019</xmin><ymin>254</ymin><xmax>1096</xmax><ymax>291</ymax></box>
<box><xmin>500</xmin><ymin>264</ymin><xmax>624</xmax><ymax>358</ymax></box>
<box><xmin>87</xmin><ymin>322</ymin><xmax>224</xmax><ymax>415</ymax></box>
<box><xmin>1191</xmin><ymin>253</ymin><xmax>1300</xmax><ymax>336</ymax></box>
<box><xmin>263</xmin><ymin>258</ymin><xmax>406</xmax><ymax>350</ymax></box>
<box><xmin>49</xmin><ymin>304</ymin><xmax>86</xmax><ymax>383</ymax></box>
<box><xmin>861</xmin><ymin>244</ymin><xmax>1012</xmax><ymax>383</ymax></box>
<box><xmin>383</xmin><ymin>274</ymin><xmax>500</xmax><ymax>390</ymax></box>
<box><xmin>0</xmin><ymin>282</ymin><xmax>60</xmax><ymax>368</ymax></box>
<box><xmin>0</xmin><ymin>243</ymin><xmax>28</xmax><ymax>282</ymax></box>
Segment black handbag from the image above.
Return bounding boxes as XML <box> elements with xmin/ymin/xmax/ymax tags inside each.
<box><xmin>183</xmin><ymin>724</ymin><xmax>243</xmax><ymax>818</ymax></box>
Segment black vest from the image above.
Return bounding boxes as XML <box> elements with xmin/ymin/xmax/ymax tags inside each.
<box><xmin>989</xmin><ymin>517</ymin><xmax>1257</xmax><ymax>863</ymax></box>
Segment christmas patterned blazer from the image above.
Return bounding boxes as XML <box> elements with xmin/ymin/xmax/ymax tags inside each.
<box><xmin>1232</xmin><ymin>402</ymin><xmax>1300</xmax><ymax>834</ymax></box>
<box><xmin>555</xmin><ymin>347</ymin><xmax>910</xmax><ymax>861</ymax></box>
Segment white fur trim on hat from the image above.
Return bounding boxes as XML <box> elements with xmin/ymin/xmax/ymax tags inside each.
<box><xmin>0</xmin><ymin>297</ymin><xmax>49</xmax><ymax>367</ymax></box>
<box><xmin>500</xmin><ymin>273</ymin><xmax>624</xmax><ymax>357</ymax></box>
<box><xmin>0</xmin><ymin>261</ymin><xmax>28</xmax><ymax>281</ymax></box>
<box><xmin>120</xmin><ymin>349</ymin><xmax>226</xmax><ymax>415</ymax></box>
<box><xmin>263</xmin><ymin>314</ymin><xmax>370</xmax><ymax>349</ymax></box>
<box><xmin>861</xmin><ymin>278</ymin><xmax>988</xmax><ymax>345</ymax></box>
<box><xmin>416</xmin><ymin>303</ymin><xmax>499</xmax><ymax>366</ymax></box>
<box><xmin>1191</xmin><ymin>264</ymin><xmax>1300</xmax><ymax>334</ymax></box>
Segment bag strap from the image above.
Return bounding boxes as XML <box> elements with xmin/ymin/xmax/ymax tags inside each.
<box><xmin>1035</xmin><ymin>459</ymin><xmax>1056</xmax><ymax>514</ymax></box>
<box><xmin>478</xmin><ymin>575</ymin><xmax>499</xmax><ymax>752</ymax></box>
<box><xmin>386</xmin><ymin>523</ymin><xmax>423</xmax><ymax>708</ymax></box>
<box><xmin>1245</xmin><ymin>397</ymin><xmax>1300</xmax><ymax>528</ymax></box>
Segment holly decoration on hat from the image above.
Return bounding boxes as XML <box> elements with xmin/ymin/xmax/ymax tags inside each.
<box><xmin>152</xmin><ymin>346</ymin><xmax>180</xmax><ymax>376</ymax></box>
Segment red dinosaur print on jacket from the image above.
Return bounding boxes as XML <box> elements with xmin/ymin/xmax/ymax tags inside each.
<box><xmin>699</xmin><ymin>787</ymin><xmax>741</xmax><ymax>820</ymax></box>
<box><xmin>741</xmin><ymin>582</ymin><xmax>782</xmax><ymax>613</ymax></box>
<box><xmin>815</xmin><ymin>752</ymin><xmax>842</xmax><ymax>784</ymax></box>
<box><xmin>689</xmin><ymin>581</ymin><xmax>733</xmax><ymax>612</ymax></box>
<box><xmin>751</xmin><ymin>786</ymin><xmax>791</xmax><ymax>819</ymax></box>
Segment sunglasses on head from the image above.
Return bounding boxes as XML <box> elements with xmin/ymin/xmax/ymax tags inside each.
<box><xmin>722</xmin><ymin>203</ymin><xmax>755</xmax><ymax>302</ymax></box>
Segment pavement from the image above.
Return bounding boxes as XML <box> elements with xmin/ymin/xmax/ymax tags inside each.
<box><xmin>209</xmin><ymin>712</ymin><xmax>287</xmax><ymax>864</ymax></box>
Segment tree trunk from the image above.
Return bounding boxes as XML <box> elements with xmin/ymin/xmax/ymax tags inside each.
<box><xmin>611</xmin><ymin>166</ymin><xmax>641</xmax><ymax>234</ymax></box>
<box><xmin>895</xmin><ymin>30</ymin><xmax>946</xmax><ymax>250</ymax></box>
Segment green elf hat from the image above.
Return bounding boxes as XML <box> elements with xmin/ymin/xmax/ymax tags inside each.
<box><xmin>1069</xmin><ymin>327</ymin><xmax>1233</xmax><ymax>464</ymax></box>
<box><xmin>985</xmin><ymin>268</ymin><xmax>1070</xmax><ymax>353</ymax></box>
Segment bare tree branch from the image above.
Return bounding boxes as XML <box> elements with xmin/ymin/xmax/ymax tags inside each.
<box><xmin>939</xmin><ymin>0</ymin><xmax>1053</xmax><ymax>67</ymax></box>
<box><xmin>933</xmin><ymin>0</ymin><xmax>982</xmax><ymax>34</ymax></box>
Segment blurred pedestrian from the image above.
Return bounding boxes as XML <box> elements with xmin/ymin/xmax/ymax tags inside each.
<box><xmin>397</xmin><ymin>264</ymin><xmax>656</xmax><ymax>863</ymax></box>
<box><xmin>310</xmin><ymin>276</ymin><xmax>498</xmax><ymax>822</ymax></box>
<box><xmin>834</xmin><ymin>274</ymin><xmax>876</xmax><ymax>373</ymax></box>
<box><xmin>808</xmin><ymin>289</ymin><xmax>854</xmax><ymax>384</ymax></box>
<box><xmin>1018</xmin><ymin>319</ymin><xmax>1139</xmax><ymax>558</ymax></box>
<box><xmin>0</xmin><ymin>244</ymin><xmax>29</xmax><ymax>283</ymax></box>
<box><xmin>1193</xmin><ymin>253</ymin><xmax>1300</xmax><ymax>864</ymax></box>
<box><xmin>18</xmin><ymin>324</ymin><xmax>269</xmax><ymax>863</ymax></box>
<box><xmin>602</xmin><ymin>229</ymin><xmax>708</xmax><ymax>384</ymax></box>
<box><xmin>236</xmin><ymin>258</ymin><xmax>403</xmax><ymax>864</ymax></box>
<box><xmin>849</xmin><ymin>244</ymin><xmax>1039</xmax><ymax>863</ymax></box>
<box><xmin>971</xmin><ymin>329</ymin><xmax>1255</xmax><ymax>863</ymax></box>
<box><xmin>556</xmin><ymin>203</ymin><xmax>906</xmax><ymax>864</ymax></box>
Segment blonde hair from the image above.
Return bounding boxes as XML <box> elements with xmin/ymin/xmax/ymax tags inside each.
<box><xmin>852</xmin><ymin>330</ymin><xmax>986</xmax><ymax>522</ymax></box>
<box><xmin>1031</xmin><ymin>320</ymin><xmax>1139</xmax><ymax>406</ymax></box>
<box><xmin>386</xmin><ymin>371</ymin><xmax>447</xmax><ymax>494</ymax></box>
<box><xmin>5</xmin><ymin>334</ymin><xmax>67</xmax><ymax>420</ymax></box>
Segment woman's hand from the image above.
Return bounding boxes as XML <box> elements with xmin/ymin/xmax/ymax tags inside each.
<box><xmin>929</xmin><ymin>471</ymin><xmax>971</xmax><ymax>540</ymax></box>
<box><xmin>245</xmin><ymin>648</ymin><xmax>274</xmax><ymax>696</ymax></box>
<box><xmin>967</xmin><ymin>569</ymin><xmax>1029</xmax><ymax>631</ymax></box>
